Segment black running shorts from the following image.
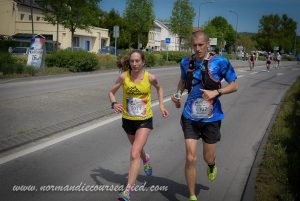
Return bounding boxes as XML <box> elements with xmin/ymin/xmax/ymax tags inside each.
<box><xmin>180</xmin><ymin>115</ymin><xmax>221</xmax><ymax>144</ymax></box>
<box><xmin>122</xmin><ymin>117</ymin><xmax>153</xmax><ymax>135</ymax></box>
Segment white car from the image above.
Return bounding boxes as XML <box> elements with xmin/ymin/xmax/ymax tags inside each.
<box><xmin>11</xmin><ymin>47</ymin><xmax>29</xmax><ymax>56</ymax></box>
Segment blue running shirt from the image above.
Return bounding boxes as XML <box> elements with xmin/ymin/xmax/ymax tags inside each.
<box><xmin>180</xmin><ymin>55</ymin><xmax>237</xmax><ymax>122</ymax></box>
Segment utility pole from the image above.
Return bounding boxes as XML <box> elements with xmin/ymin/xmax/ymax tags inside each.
<box><xmin>229</xmin><ymin>10</ymin><xmax>239</xmax><ymax>54</ymax></box>
<box><xmin>30</xmin><ymin>0</ymin><xmax>34</xmax><ymax>38</ymax></box>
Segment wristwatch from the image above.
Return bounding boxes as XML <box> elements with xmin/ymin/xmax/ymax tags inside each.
<box><xmin>217</xmin><ymin>89</ymin><xmax>223</xmax><ymax>96</ymax></box>
<box><xmin>111</xmin><ymin>102</ymin><xmax>117</xmax><ymax>109</ymax></box>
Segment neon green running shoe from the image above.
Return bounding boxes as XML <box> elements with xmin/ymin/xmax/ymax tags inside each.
<box><xmin>189</xmin><ymin>195</ymin><xmax>197</xmax><ymax>201</ymax></box>
<box><xmin>143</xmin><ymin>153</ymin><xmax>152</xmax><ymax>176</ymax></box>
<box><xmin>207</xmin><ymin>164</ymin><xmax>217</xmax><ymax>181</ymax></box>
<box><xmin>118</xmin><ymin>189</ymin><xmax>131</xmax><ymax>201</ymax></box>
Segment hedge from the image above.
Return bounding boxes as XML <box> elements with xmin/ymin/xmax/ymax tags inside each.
<box><xmin>45</xmin><ymin>50</ymin><xmax>98</xmax><ymax>72</ymax></box>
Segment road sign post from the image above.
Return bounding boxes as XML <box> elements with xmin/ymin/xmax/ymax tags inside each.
<box><xmin>113</xmin><ymin>25</ymin><xmax>119</xmax><ymax>56</ymax></box>
<box><xmin>165</xmin><ymin>38</ymin><xmax>171</xmax><ymax>61</ymax></box>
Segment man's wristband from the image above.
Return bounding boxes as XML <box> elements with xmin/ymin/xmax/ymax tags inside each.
<box><xmin>111</xmin><ymin>101</ymin><xmax>117</xmax><ymax>109</ymax></box>
<box><xmin>217</xmin><ymin>89</ymin><xmax>223</xmax><ymax>96</ymax></box>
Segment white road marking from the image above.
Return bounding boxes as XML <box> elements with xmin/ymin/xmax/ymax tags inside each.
<box><xmin>250</xmin><ymin>72</ymin><xmax>258</xmax><ymax>75</ymax></box>
<box><xmin>0</xmin><ymin>74</ymin><xmax>244</xmax><ymax>165</ymax></box>
<box><xmin>0</xmin><ymin>97</ymin><xmax>173</xmax><ymax>165</ymax></box>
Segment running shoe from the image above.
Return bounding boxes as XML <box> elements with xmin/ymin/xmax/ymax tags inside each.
<box><xmin>143</xmin><ymin>153</ymin><xmax>152</xmax><ymax>176</ymax></box>
<box><xmin>189</xmin><ymin>195</ymin><xmax>197</xmax><ymax>201</ymax></box>
<box><xmin>207</xmin><ymin>164</ymin><xmax>217</xmax><ymax>181</ymax></box>
<box><xmin>118</xmin><ymin>190</ymin><xmax>130</xmax><ymax>201</ymax></box>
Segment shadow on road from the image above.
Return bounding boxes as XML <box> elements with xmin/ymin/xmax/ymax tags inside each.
<box><xmin>91</xmin><ymin>167</ymin><xmax>209</xmax><ymax>201</ymax></box>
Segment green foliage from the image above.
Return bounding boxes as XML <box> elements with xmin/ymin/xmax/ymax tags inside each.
<box><xmin>170</xmin><ymin>0</ymin><xmax>195</xmax><ymax>51</ymax></box>
<box><xmin>0</xmin><ymin>52</ymin><xmax>17</xmax><ymax>74</ymax></box>
<box><xmin>143</xmin><ymin>52</ymin><xmax>155</xmax><ymax>67</ymax></box>
<box><xmin>100</xmin><ymin>9</ymin><xmax>130</xmax><ymax>49</ymax></box>
<box><xmin>161</xmin><ymin>51</ymin><xmax>191</xmax><ymax>63</ymax></box>
<box><xmin>37</xmin><ymin>67</ymin><xmax>70</xmax><ymax>75</ymax></box>
<box><xmin>0</xmin><ymin>52</ymin><xmax>37</xmax><ymax>75</ymax></box>
<box><xmin>203</xmin><ymin>16</ymin><xmax>236</xmax><ymax>52</ymax></box>
<box><xmin>14</xmin><ymin>56</ymin><xmax>28</xmax><ymax>65</ymax></box>
<box><xmin>255</xmin><ymin>77</ymin><xmax>300</xmax><ymax>201</ymax></box>
<box><xmin>281</xmin><ymin>55</ymin><xmax>296</xmax><ymax>61</ymax></box>
<box><xmin>45</xmin><ymin>50</ymin><xmax>98</xmax><ymax>72</ymax></box>
<box><xmin>40</xmin><ymin>0</ymin><xmax>101</xmax><ymax>47</ymax></box>
<box><xmin>256</xmin><ymin>14</ymin><xmax>297</xmax><ymax>53</ymax></box>
<box><xmin>237</xmin><ymin>33</ymin><xmax>257</xmax><ymax>52</ymax></box>
<box><xmin>124</xmin><ymin>0</ymin><xmax>155</xmax><ymax>48</ymax></box>
<box><xmin>96</xmin><ymin>54</ymin><xmax>117</xmax><ymax>70</ymax></box>
<box><xmin>222</xmin><ymin>54</ymin><xmax>238</xmax><ymax>60</ymax></box>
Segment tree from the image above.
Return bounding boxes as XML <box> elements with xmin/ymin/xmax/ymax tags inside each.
<box><xmin>40</xmin><ymin>0</ymin><xmax>101</xmax><ymax>49</ymax></box>
<box><xmin>237</xmin><ymin>33</ymin><xmax>257</xmax><ymax>52</ymax></box>
<box><xmin>39</xmin><ymin>0</ymin><xmax>66</xmax><ymax>49</ymax></box>
<box><xmin>279</xmin><ymin>14</ymin><xmax>297</xmax><ymax>53</ymax></box>
<box><xmin>255</xmin><ymin>14</ymin><xmax>297</xmax><ymax>53</ymax></box>
<box><xmin>99</xmin><ymin>9</ymin><xmax>130</xmax><ymax>49</ymax></box>
<box><xmin>124</xmin><ymin>0</ymin><xmax>155</xmax><ymax>48</ymax></box>
<box><xmin>203</xmin><ymin>16</ymin><xmax>235</xmax><ymax>52</ymax></box>
<box><xmin>170</xmin><ymin>0</ymin><xmax>195</xmax><ymax>51</ymax></box>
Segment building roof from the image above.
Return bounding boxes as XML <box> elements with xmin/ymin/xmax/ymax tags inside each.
<box><xmin>154</xmin><ymin>20</ymin><xmax>171</xmax><ymax>32</ymax></box>
<box><xmin>14</xmin><ymin>0</ymin><xmax>43</xmax><ymax>9</ymax></box>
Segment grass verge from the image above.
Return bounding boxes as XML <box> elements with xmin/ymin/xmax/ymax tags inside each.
<box><xmin>255</xmin><ymin>77</ymin><xmax>300</xmax><ymax>201</ymax></box>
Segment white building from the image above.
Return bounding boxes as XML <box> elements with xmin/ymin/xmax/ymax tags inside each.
<box><xmin>147</xmin><ymin>20</ymin><xmax>180</xmax><ymax>51</ymax></box>
<box><xmin>0</xmin><ymin>0</ymin><xmax>110</xmax><ymax>53</ymax></box>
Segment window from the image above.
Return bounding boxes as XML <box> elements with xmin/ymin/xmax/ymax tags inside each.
<box><xmin>29</xmin><ymin>15</ymin><xmax>32</xmax><ymax>21</ymax></box>
<box><xmin>85</xmin><ymin>41</ymin><xmax>90</xmax><ymax>51</ymax></box>
<box><xmin>20</xmin><ymin>13</ymin><xmax>24</xmax><ymax>20</ymax></box>
<box><xmin>72</xmin><ymin>37</ymin><xmax>80</xmax><ymax>47</ymax></box>
<box><xmin>36</xmin><ymin>16</ymin><xmax>40</xmax><ymax>21</ymax></box>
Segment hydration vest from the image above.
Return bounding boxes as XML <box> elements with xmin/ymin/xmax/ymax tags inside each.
<box><xmin>185</xmin><ymin>52</ymin><xmax>228</xmax><ymax>93</ymax></box>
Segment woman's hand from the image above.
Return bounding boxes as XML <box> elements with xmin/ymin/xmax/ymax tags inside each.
<box><xmin>160</xmin><ymin>104</ymin><xmax>169</xmax><ymax>118</ymax></box>
<box><xmin>113</xmin><ymin>103</ymin><xmax>123</xmax><ymax>113</ymax></box>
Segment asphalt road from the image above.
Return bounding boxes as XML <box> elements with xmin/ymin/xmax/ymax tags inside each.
<box><xmin>0</xmin><ymin>61</ymin><xmax>299</xmax><ymax>201</ymax></box>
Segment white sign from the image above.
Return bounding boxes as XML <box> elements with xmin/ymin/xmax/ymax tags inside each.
<box><xmin>27</xmin><ymin>36</ymin><xmax>45</xmax><ymax>68</ymax></box>
<box><xmin>209</xmin><ymin>38</ymin><xmax>217</xmax><ymax>46</ymax></box>
<box><xmin>113</xmin><ymin>25</ymin><xmax>119</xmax><ymax>38</ymax></box>
<box><xmin>237</xmin><ymin>46</ymin><xmax>244</xmax><ymax>51</ymax></box>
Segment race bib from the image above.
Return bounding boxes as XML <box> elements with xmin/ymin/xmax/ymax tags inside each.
<box><xmin>191</xmin><ymin>98</ymin><xmax>213</xmax><ymax>118</ymax></box>
<box><xmin>126</xmin><ymin>98</ymin><xmax>147</xmax><ymax>117</ymax></box>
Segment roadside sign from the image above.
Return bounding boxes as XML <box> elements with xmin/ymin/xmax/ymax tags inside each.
<box><xmin>113</xmin><ymin>25</ymin><xmax>119</xmax><ymax>38</ymax></box>
<box><xmin>209</xmin><ymin>38</ymin><xmax>217</xmax><ymax>46</ymax></box>
<box><xmin>274</xmin><ymin>46</ymin><xmax>279</xmax><ymax>51</ymax></box>
<box><xmin>27</xmin><ymin>35</ymin><xmax>46</xmax><ymax>68</ymax></box>
<box><xmin>237</xmin><ymin>46</ymin><xmax>244</xmax><ymax>51</ymax></box>
<box><xmin>165</xmin><ymin>37</ymin><xmax>171</xmax><ymax>44</ymax></box>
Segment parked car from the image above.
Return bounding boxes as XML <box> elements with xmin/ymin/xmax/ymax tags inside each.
<box><xmin>98</xmin><ymin>46</ymin><xmax>120</xmax><ymax>56</ymax></box>
<box><xmin>10</xmin><ymin>47</ymin><xmax>29</xmax><ymax>56</ymax></box>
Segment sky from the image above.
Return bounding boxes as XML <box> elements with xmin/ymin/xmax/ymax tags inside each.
<box><xmin>99</xmin><ymin>0</ymin><xmax>300</xmax><ymax>35</ymax></box>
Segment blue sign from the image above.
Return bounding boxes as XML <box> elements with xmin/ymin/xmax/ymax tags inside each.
<box><xmin>165</xmin><ymin>38</ymin><xmax>171</xmax><ymax>44</ymax></box>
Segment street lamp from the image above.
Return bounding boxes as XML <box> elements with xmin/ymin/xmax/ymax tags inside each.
<box><xmin>229</xmin><ymin>10</ymin><xmax>239</xmax><ymax>54</ymax></box>
<box><xmin>197</xmin><ymin>0</ymin><xmax>215</xmax><ymax>29</ymax></box>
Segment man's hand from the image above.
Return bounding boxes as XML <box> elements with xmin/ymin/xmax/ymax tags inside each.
<box><xmin>171</xmin><ymin>92</ymin><xmax>181</xmax><ymax>108</ymax></box>
<box><xmin>200</xmin><ymin>89</ymin><xmax>219</xmax><ymax>101</ymax></box>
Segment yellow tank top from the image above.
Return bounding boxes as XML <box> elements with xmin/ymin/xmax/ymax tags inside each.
<box><xmin>122</xmin><ymin>70</ymin><xmax>153</xmax><ymax>120</ymax></box>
